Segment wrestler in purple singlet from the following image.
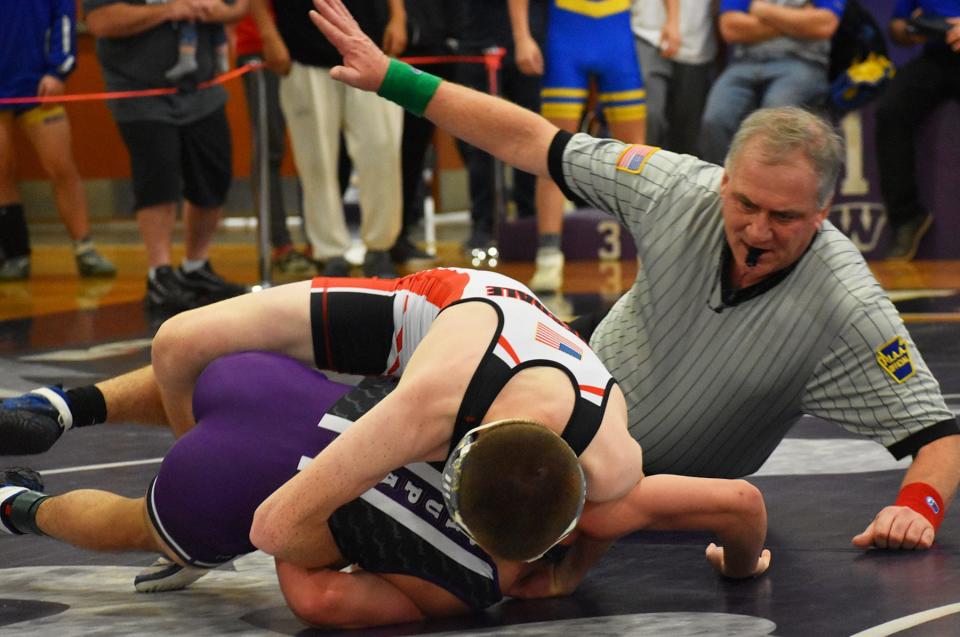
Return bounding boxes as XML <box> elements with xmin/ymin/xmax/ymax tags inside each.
<box><xmin>147</xmin><ymin>352</ymin><xmax>352</xmax><ymax>566</ymax></box>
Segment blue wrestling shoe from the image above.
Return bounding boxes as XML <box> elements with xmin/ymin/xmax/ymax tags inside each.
<box><xmin>0</xmin><ymin>466</ymin><xmax>44</xmax><ymax>492</ymax></box>
<box><xmin>134</xmin><ymin>557</ymin><xmax>210</xmax><ymax>593</ymax></box>
<box><xmin>0</xmin><ymin>387</ymin><xmax>72</xmax><ymax>455</ymax></box>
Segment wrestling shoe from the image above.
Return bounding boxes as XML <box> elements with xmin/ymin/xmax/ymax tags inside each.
<box><xmin>176</xmin><ymin>261</ymin><xmax>249</xmax><ymax>303</ymax></box>
<box><xmin>0</xmin><ymin>387</ymin><xmax>72</xmax><ymax>455</ymax></box>
<box><xmin>75</xmin><ymin>248</ymin><xmax>117</xmax><ymax>278</ymax></box>
<box><xmin>0</xmin><ymin>466</ymin><xmax>44</xmax><ymax>492</ymax></box>
<box><xmin>886</xmin><ymin>213</ymin><xmax>933</xmax><ymax>262</ymax></box>
<box><xmin>529</xmin><ymin>249</ymin><xmax>564</xmax><ymax>293</ymax></box>
<box><xmin>134</xmin><ymin>556</ymin><xmax>210</xmax><ymax>593</ymax></box>
<box><xmin>0</xmin><ymin>256</ymin><xmax>30</xmax><ymax>281</ymax></box>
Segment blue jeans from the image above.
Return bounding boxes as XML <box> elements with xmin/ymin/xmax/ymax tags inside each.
<box><xmin>700</xmin><ymin>58</ymin><xmax>828</xmax><ymax>164</ymax></box>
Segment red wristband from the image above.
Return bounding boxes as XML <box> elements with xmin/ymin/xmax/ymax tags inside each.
<box><xmin>895</xmin><ymin>482</ymin><xmax>945</xmax><ymax>530</ymax></box>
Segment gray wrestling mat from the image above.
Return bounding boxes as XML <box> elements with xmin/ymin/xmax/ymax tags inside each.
<box><xmin>1</xmin><ymin>305</ymin><xmax>959</xmax><ymax>636</ymax></box>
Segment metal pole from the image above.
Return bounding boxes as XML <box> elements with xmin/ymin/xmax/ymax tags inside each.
<box><xmin>484</xmin><ymin>48</ymin><xmax>507</xmax><ymax>231</ymax></box>
<box><xmin>254</xmin><ymin>64</ymin><xmax>272</xmax><ymax>288</ymax></box>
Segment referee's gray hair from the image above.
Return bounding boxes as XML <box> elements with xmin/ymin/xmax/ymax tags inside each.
<box><xmin>724</xmin><ymin>106</ymin><xmax>844</xmax><ymax>208</ymax></box>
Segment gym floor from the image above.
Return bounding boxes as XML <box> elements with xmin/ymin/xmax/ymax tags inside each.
<box><xmin>1</xmin><ymin>227</ymin><xmax>959</xmax><ymax>636</ymax></box>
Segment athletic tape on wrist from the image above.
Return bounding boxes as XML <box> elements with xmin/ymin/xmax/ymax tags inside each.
<box><xmin>376</xmin><ymin>59</ymin><xmax>442</xmax><ymax>117</ymax></box>
<box><xmin>895</xmin><ymin>482</ymin><xmax>944</xmax><ymax>530</ymax></box>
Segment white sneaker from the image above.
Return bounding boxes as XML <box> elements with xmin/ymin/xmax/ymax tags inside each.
<box><xmin>529</xmin><ymin>250</ymin><xmax>564</xmax><ymax>293</ymax></box>
<box><xmin>134</xmin><ymin>556</ymin><xmax>210</xmax><ymax>593</ymax></box>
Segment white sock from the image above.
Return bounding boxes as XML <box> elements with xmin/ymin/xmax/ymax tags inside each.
<box><xmin>180</xmin><ymin>258</ymin><xmax>206</xmax><ymax>273</ymax></box>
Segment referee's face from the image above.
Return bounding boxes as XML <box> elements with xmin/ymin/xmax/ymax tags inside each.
<box><xmin>720</xmin><ymin>145</ymin><xmax>829</xmax><ymax>286</ymax></box>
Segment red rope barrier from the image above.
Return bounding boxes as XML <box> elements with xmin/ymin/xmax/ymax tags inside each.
<box><xmin>0</xmin><ymin>51</ymin><xmax>507</xmax><ymax>106</ymax></box>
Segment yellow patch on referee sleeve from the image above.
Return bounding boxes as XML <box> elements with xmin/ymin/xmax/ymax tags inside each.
<box><xmin>876</xmin><ymin>336</ymin><xmax>916</xmax><ymax>383</ymax></box>
<box><xmin>615</xmin><ymin>144</ymin><xmax>659</xmax><ymax>174</ymax></box>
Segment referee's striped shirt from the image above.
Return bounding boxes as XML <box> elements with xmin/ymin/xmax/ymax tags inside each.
<box><xmin>549</xmin><ymin>131</ymin><xmax>958</xmax><ymax>478</ymax></box>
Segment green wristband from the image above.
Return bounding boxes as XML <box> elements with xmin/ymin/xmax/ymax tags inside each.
<box><xmin>377</xmin><ymin>59</ymin><xmax>442</xmax><ymax>117</ymax></box>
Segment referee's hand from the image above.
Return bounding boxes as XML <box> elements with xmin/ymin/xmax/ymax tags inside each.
<box><xmin>852</xmin><ymin>505</ymin><xmax>935</xmax><ymax>550</ymax></box>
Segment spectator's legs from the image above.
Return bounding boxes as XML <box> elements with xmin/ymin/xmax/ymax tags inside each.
<box><xmin>182</xmin><ymin>202</ymin><xmax>221</xmax><ymax>262</ymax></box>
<box><xmin>0</xmin><ymin>113</ymin><xmax>30</xmax><ymax>279</ymax></box>
<box><xmin>875</xmin><ymin>54</ymin><xmax>949</xmax><ymax>229</ymax></box>
<box><xmin>665</xmin><ymin>60</ymin><xmax>713</xmax><ymax>157</ymax></box>
<box><xmin>500</xmin><ymin>60</ymin><xmax>542</xmax><ymax>219</ymax></box>
<box><xmin>759</xmin><ymin>59</ymin><xmax>828</xmax><ymax>109</ymax></box>
<box><xmin>280</xmin><ymin>63</ymin><xmax>350</xmax><ymax>263</ymax></box>
<box><xmin>700</xmin><ymin>63</ymin><xmax>760</xmax><ymax>164</ymax></box>
<box><xmin>21</xmin><ymin>109</ymin><xmax>90</xmax><ymax>242</ymax></box>
<box><xmin>20</xmin><ymin>107</ymin><xmax>116</xmax><ymax>277</ymax></box>
<box><xmin>343</xmin><ymin>86</ymin><xmax>402</xmax><ymax>255</ymax></box>
<box><xmin>136</xmin><ymin>203</ymin><xmax>179</xmax><ymax>267</ymax></box>
<box><xmin>399</xmin><ymin>109</ymin><xmax>434</xmax><ymax>237</ymax></box>
<box><xmin>635</xmin><ymin>38</ymin><xmax>671</xmax><ymax>148</ymax></box>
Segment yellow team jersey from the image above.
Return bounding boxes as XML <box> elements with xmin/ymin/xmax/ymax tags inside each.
<box><xmin>554</xmin><ymin>0</ymin><xmax>630</xmax><ymax>19</ymax></box>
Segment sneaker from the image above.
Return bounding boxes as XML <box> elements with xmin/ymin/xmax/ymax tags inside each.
<box><xmin>0</xmin><ymin>256</ymin><xmax>30</xmax><ymax>282</ymax></box>
<box><xmin>323</xmin><ymin>256</ymin><xmax>352</xmax><ymax>277</ymax></box>
<box><xmin>134</xmin><ymin>556</ymin><xmax>210</xmax><ymax>593</ymax></box>
<box><xmin>0</xmin><ymin>387</ymin><xmax>72</xmax><ymax>455</ymax></box>
<box><xmin>389</xmin><ymin>235</ymin><xmax>435</xmax><ymax>266</ymax></box>
<box><xmin>886</xmin><ymin>213</ymin><xmax>933</xmax><ymax>262</ymax></box>
<box><xmin>147</xmin><ymin>266</ymin><xmax>200</xmax><ymax>313</ymax></box>
<box><xmin>529</xmin><ymin>249</ymin><xmax>564</xmax><ymax>293</ymax></box>
<box><xmin>466</xmin><ymin>227</ymin><xmax>494</xmax><ymax>252</ymax></box>
<box><xmin>272</xmin><ymin>246</ymin><xmax>315</xmax><ymax>276</ymax></box>
<box><xmin>75</xmin><ymin>249</ymin><xmax>117</xmax><ymax>278</ymax></box>
<box><xmin>176</xmin><ymin>261</ymin><xmax>249</xmax><ymax>303</ymax></box>
<box><xmin>363</xmin><ymin>250</ymin><xmax>397</xmax><ymax>279</ymax></box>
<box><xmin>0</xmin><ymin>466</ymin><xmax>44</xmax><ymax>492</ymax></box>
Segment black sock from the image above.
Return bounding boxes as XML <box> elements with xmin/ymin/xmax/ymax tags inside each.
<box><xmin>0</xmin><ymin>203</ymin><xmax>31</xmax><ymax>259</ymax></box>
<box><xmin>1</xmin><ymin>490</ymin><xmax>49</xmax><ymax>535</ymax></box>
<box><xmin>66</xmin><ymin>385</ymin><xmax>108</xmax><ymax>428</ymax></box>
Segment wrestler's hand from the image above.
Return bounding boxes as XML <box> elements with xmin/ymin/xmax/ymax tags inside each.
<box><xmin>309</xmin><ymin>0</ymin><xmax>390</xmax><ymax>92</ymax></box>
<box><xmin>705</xmin><ymin>542</ymin><xmax>771</xmax><ymax>578</ymax></box>
<box><xmin>852</xmin><ymin>505</ymin><xmax>935</xmax><ymax>550</ymax></box>
<box><xmin>514</xmin><ymin>35</ymin><xmax>543</xmax><ymax>76</ymax></box>
<box><xmin>36</xmin><ymin>75</ymin><xmax>65</xmax><ymax>98</ymax></box>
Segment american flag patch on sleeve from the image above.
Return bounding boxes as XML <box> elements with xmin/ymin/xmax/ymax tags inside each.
<box><xmin>616</xmin><ymin>144</ymin><xmax>659</xmax><ymax>174</ymax></box>
<box><xmin>535</xmin><ymin>322</ymin><xmax>583</xmax><ymax>360</ymax></box>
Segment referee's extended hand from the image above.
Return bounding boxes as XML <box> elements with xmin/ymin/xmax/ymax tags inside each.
<box><xmin>852</xmin><ymin>505</ymin><xmax>935</xmax><ymax>550</ymax></box>
<box><xmin>309</xmin><ymin>0</ymin><xmax>390</xmax><ymax>92</ymax></box>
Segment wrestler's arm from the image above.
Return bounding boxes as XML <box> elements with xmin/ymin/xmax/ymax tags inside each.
<box><xmin>578</xmin><ymin>474</ymin><xmax>770</xmax><ymax>578</ymax></box>
<box><xmin>276</xmin><ymin>560</ymin><xmax>442</xmax><ymax>628</ymax></box>
<box><xmin>251</xmin><ymin>309</ymin><xmax>488</xmax><ymax>566</ymax></box>
<box><xmin>309</xmin><ymin>0</ymin><xmax>557</xmax><ymax>178</ymax></box>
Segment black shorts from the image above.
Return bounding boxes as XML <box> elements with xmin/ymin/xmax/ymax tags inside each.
<box><xmin>116</xmin><ymin>107</ymin><xmax>232</xmax><ymax>212</ymax></box>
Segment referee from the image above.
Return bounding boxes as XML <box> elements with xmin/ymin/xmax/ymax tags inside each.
<box><xmin>305</xmin><ymin>0</ymin><xmax>959</xmax><ymax>552</ymax></box>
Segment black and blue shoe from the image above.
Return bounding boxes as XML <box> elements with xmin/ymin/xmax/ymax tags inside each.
<box><xmin>0</xmin><ymin>387</ymin><xmax>72</xmax><ymax>455</ymax></box>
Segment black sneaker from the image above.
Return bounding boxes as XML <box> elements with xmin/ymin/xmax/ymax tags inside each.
<box><xmin>389</xmin><ymin>235</ymin><xmax>435</xmax><ymax>266</ymax></box>
<box><xmin>323</xmin><ymin>256</ymin><xmax>352</xmax><ymax>277</ymax></box>
<box><xmin>363</xmin><ymin>250</ymin><xmax>397</xmax><ymax>278</ymax></box>
<box><xmin>0</xmin><ymin>466</ymin><xmax>44</xmax><ymax>492</ymax></box>
<box><xmin>0</xmin><ymin>386</ymin><xmax>72</xmax><ymax>455</ymax></box>
<box><xmin>466</xmin><ymin>227</ymin><xmax>494</xmax><ymax>252</ymax></box>
<box><xmin>886</xmin><ymin>213</ymin><xmax>933</xmax><ymax>262</ymax></box>
<box><xmin>176</xmin><ymin>262</ymin><xmax>249</xmax><ymax>304</ymax></box>
<box><xmin>147</xmin><ymin>265</ymin><xmax>200</xmax><ymax>313</ymax></box>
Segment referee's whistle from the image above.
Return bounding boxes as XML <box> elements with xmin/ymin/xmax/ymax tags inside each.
<box><xmin>746</xmin><ymin>247</ymin><xmax>763</xmax><ymax>268</ymax></box>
